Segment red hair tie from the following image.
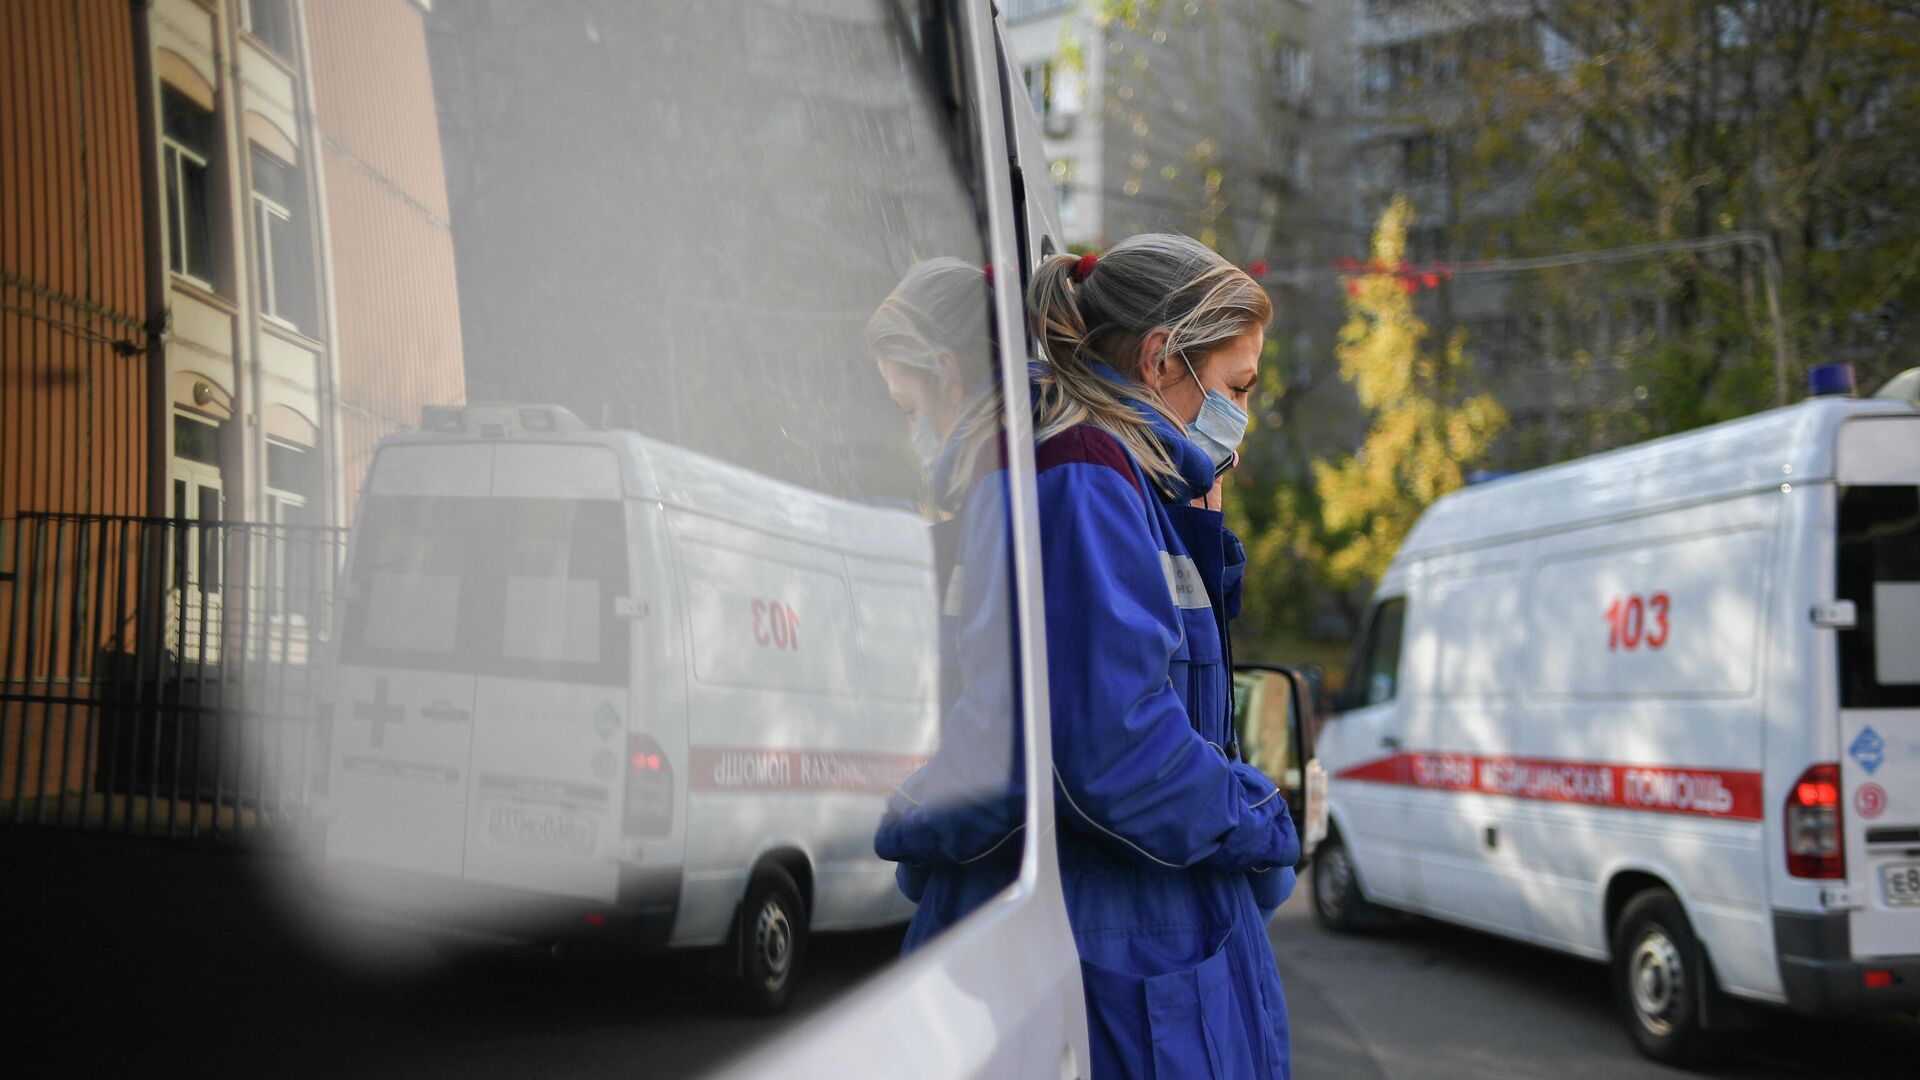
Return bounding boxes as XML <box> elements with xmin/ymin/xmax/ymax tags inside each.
<box><xmin>1072</xmin><ymin>252</ymin><xmax>1098</xmax><ymax>283</ymax></box>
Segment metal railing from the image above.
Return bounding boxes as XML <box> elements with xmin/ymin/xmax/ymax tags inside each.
<box><xmin>0</xmin><ymin>512</ymin><xmax>347</xmax><ymax>842</ymax></box>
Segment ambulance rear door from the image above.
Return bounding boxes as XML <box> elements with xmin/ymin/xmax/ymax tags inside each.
<box><xmin>461</xmin><ymin>444</ymin><xmax>631</xmax><ymax>904</ymax></box>
<box><xmin>328</xmin><ymin>444</ymin><xmax>490</xmax><ymax>881</ymax></box>
<box><xmin>1835</xmin><ymin>413</ymin><xmax>1920</xmax><ymax>959</ymax></box>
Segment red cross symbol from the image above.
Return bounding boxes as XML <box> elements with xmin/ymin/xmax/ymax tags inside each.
<box><xmin>354</xmin><ymin>676</ymin><xmax>405</xmax><ymax>748</ymax></box>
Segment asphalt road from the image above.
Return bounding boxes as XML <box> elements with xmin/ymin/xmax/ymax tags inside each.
<box><xmin>3</xmin><ymin>829</ymin><xmax>893</xmax><ymax>1078</ymax></box>
<box><xmin>1270</xmin><ymin>870</ymin><xmax>1920</xmax><ymax>1079</ymax></box>
<box><xmin>7</xmin><ymin>830</ymin><xmax>1918</xmax><ymax>1077</ymax></box>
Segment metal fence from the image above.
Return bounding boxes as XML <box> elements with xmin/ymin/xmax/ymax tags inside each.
<box><xmin>0</xmin><ymin>512</ymin><xmax>347</xmax><ymax>842</ymax></box>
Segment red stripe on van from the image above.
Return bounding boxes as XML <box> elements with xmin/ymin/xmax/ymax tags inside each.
<box><xmin>1334</xmin><ymin>752</ymin><xmax>1764</xmax><ymax>821</ymax></box>
<box><xmin>688</xmin><ymin>747</ymin><xmax>929</xmax><ymax>794</ymax></box>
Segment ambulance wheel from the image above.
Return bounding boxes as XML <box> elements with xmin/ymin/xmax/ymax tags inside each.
<box><xmin>1611</xmin><ymin>889</ymin><xmax>1717</xmax><ymax>1065</ymax></box>
<box><xmin>1310</xmin><ymin>830</ymin><xmax>1384</xmax><ymax>933</ymax></box>
<box><xmin>730</xmin><ymin>864</ymin><xmax>808</xmax><ymax>1014</ymax></box>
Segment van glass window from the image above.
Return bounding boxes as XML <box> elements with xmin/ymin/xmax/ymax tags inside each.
<box><xmin>97</xmin><ymin>0</ymin><xmax>1032</xmax><ymax>1060</ymax></box>
<box><xmin>343</xmin><ymin>496</ymin><xmax>629</xmax><ymax>685</ymax></box>
<box><xmin>497</xmin><ymin>499</ymin><xmax>629</xmax><ymax>677</ymax></box>
<box><xmin>1354</xmin><ymin>597</ymin><xmax>1407</xmax><ymax>706</ymax></box>
<box><xmin>350</xmin><ymin>495</ymin><xmax>478</xmax><ymax>660</ymax></box>
<box><xmin>1838</xmin><ymin>485</ymin><xmax>1920</xmax><ymax>708</ymax></box>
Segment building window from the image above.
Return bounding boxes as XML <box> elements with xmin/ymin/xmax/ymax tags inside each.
<box><xmin>172</xmin><ymin>412</ymin><xmax>225</xmax><ymax>595</ymax></box>
<box><xmin>1273</xmin><ymin>40</ymin><xmax>1310</xmax><ymax>104</ymax></box>
<box><xmin>251</xmin><ymin>148</ymin><xmax>316</xmax><ymax>332</ymax></box>
<box><xmin>1401</xmin><ymin>134</ymin><xmax>1448</xmax><ymax>184</ymax></box>
<box><xmin>1025</xmin><ymin>61</ymin><xmax>1053</xmax><ymax>122</ymax></box>
<box><xmin>1049</xmin><ymin>156</ymin><xmax>1075</xmax><ymax>220</ymax></box>
<box><xmin>267</xmin><ymin>439</ymin><xmax>319</xmax><ymax>618</ymax></box>
<box><xmin>244</xmin><ymin>0</ymin><xmax>297</xmax><ymax>58</ymax></box>
<box><xmin>162</xmin><ymin>86</ymin><xmax>217</xmax><ymax>285</ymax></box>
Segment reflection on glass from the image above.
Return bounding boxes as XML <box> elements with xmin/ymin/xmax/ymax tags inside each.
<box><xmin>3</xmin><ymin>0</ymin><xmax>1020</xmax><ymax>1064</ymax></box>
<box><xmin>297</xmin><ymin>0</ymin><xmax>1016</xmax><ymax>1027</ymax></box>
<box><xmin>867</xmin><ymin>259</ymin><xmax>1026</xmax><ymax>948</ymax></box>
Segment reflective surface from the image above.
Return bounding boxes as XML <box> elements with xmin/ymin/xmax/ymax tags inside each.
<box><xmin>1</xmin><ymin>0</ymin><xmax>1027</xmax><ymax>1063</ymax></box>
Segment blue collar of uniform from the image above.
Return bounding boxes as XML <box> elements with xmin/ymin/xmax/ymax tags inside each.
<box><xmin>1087</xmin><ymin>362</ymin><xmax>1215</xmax><ymax>503</ymax></box>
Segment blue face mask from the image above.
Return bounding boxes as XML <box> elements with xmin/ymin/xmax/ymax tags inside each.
<box><xmin>910</xmin><ymin>412</ymin><xmax>944</xmax><ymax>472</ymax></box>
<box><xmin>1179</xmin><ymin>354</ymin><xmax>1248</xmax><ymax>476</ymax></box>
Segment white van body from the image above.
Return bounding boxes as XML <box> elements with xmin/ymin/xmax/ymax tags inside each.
<box><xmin>319</xmin><ymin>405</ymin><xmax>936</xmax><ymax>949</ymax></box>
<box><xmin>1318</xmin><ymin>395</ymin><xmax>1920</xmax><ymax>1020</ymax></box>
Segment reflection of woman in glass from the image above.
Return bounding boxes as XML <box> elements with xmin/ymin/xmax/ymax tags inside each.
<box><xmin>868</xmin><ymin>259</ymin><xmax>1027</xmax><ymax>948</ymax></box>
<box><xmin>1027</xmin><ymin>236</ymin><xmax>1298</xmax><ymax>1078</ymax></box>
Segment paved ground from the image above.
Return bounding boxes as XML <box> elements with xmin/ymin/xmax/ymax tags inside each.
<box><xmin>3</xmin><ymin>829</ymin><xmax>890</xmax><ymax>1078</ymax></box>
<box><xmin>7</xmin><ymin>829</ymin><xmax>1917</xmax><ymax>1077</ymax></box>
<box><xmin>1269</xmin><ymin>872</ymin><xmax>1920</xmax><ymax>1079</ymax></box>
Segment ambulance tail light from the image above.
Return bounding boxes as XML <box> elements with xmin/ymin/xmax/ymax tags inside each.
<box><xmin>1786</xmin><ymin>763</ymin><xmax>1845</xmax><ymax>879</ymax></box>
<box><xmin>623</xmin><ymin>733</ymin><xmax>673</xmax><ymax>837</ymax></box>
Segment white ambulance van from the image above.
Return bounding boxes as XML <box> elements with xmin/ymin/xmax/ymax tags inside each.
<box><xmin>1313</xmin><ymin>390</ymin><xmax>1920</xmax><ymax>1062</ymax></box>
<box><xmin>314</xmin><ymin>403</ymin><xmax>937</xmax><ymax>1010</ymax></box>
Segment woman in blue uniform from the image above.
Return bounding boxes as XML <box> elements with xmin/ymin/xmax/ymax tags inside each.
<box><xmin>878</xmin><ymin>235</ymin><xmax>1298</xmax><ymax>1078</ymax></box>
<box><xmin>1028</xmin><ymin>235</ymin><xmax>1298</xmax><ymax>1079</ymax></box>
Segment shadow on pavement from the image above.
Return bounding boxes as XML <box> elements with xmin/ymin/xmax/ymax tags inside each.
<box><xmin>3</xmin><ymin>828</ymin><xmax>903</xmax><ymax>1078</ymax></box>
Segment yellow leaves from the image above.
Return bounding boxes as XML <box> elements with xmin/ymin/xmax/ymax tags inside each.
<box><xmin>1315</xmin><ymin>197</ymin><xmax>1509</xmax><ymax>591</ymax></box>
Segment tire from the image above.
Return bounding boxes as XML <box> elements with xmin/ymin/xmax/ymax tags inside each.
<box><xmin>729</xmin><ymin>864</ymin><xmax>808</xmax><ymax>1014</ymax></box>
<box><xmin>1610</xmin><ymin>889</ymin><xmax>1718</xmax><ymax>1065</ymax></box>
<box><xmin>1310</xmin><ymin>829</ymin><xmax>1385</xmax><ymax>933</ymax></box>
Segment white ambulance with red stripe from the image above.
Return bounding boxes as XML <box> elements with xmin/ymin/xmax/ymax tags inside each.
<box><xmin>1311</xmin><ymin>386</ymin><xmax>1920</xmax><ymax>1062</ymax></box>
<box><xmin>314</xmin><ymin>404</ymin><xmax>935</xmax><ymax>1010</ymax></box>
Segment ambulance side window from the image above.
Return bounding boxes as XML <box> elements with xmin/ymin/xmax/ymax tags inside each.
<box><xmin>1353</xmin><ymin>597</ymin><xmax>1407</xmax><ymax>707</ymax></box>
<box><xmin>1837</xmin><ymin>484</ymin><xmax>1920</xmax><ymax>708</ymax></box>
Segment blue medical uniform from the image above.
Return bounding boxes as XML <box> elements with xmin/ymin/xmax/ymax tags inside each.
<box><xmin>877</xmin><ymin>370</ymin><xmax>1299</xmax><ymax>1078</ymax></box>
<box><xmin>875</xmin><ymin>423</ymin><xmax>1027</xmax><ymax>950</ymax></box>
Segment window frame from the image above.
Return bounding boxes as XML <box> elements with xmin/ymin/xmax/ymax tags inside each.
<box><xmin>242</xmin><ymin>0</ymin><xmax>298</xmax><ymax>59</ymax></box>
<box><xmin>1343</xmin><ymin>595</ymin><xmax>1408</xmax><ymax>709</ymax></box>
<box><xmin>249</xmin><ymin>147</ymin><xmax>312</xmax><ymax>332</ymax></box>
<box><xmin>161</xmin><ymin>87</ymin><xmax>217</xmax><ymax>288</ymax></box>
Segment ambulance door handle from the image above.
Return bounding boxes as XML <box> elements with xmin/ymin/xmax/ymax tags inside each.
<box><xmin>1380</xmin><ymin>735</ymin><xmax>1402</xmax><ymax>751</ymax></box>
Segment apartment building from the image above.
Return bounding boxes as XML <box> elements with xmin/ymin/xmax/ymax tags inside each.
<box><xmin>0</xmin><ymin>0</ymin><xmax>462</xmax><ymax>812</ymax></box>
<box><xmin>1350</xmin><ymin>0</ymin><xmax>1650</xmax><ymax>467</ymax></box>
<box><xmin>1002</xmin><ymin>0</ymin><xmax>1366</xmax><ymax>469</ymax></box>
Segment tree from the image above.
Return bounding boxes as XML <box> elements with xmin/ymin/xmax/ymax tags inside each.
<box><xmin>1442</xmin><ymin>0</ymin><xmax>1920</xmax><ymax>435</ymax></box>
<box><xmin>1311</xmin><ymin>198</ymin><xmax>1507</xmax><ymax>592</ymax></box>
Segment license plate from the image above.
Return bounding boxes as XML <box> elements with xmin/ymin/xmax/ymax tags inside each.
<box><xmin>1883</xmin><ymin>861</ymin><xmax>1920</xmax><ymax>907</ymax></box>
<box><xmin>487</xmin><ymin>804</ymin><xmax>595</xmax><ymax>853</ymax></box>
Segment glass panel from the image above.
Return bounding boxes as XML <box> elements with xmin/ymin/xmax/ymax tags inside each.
<box><xmin>342</xmin><ymin>494</ymin><xmax>478</xmax><ymax>662</ymax></box>
<box><xmin>13</xmin><ymin>2</ymin><xmax>1022</xmax><ymax>1068</ymax></box>
<box><xmin>246</xmin><ymin>0</ymin><xmax>296</xmax><ymax>57</ymax></box>
<box><xmin>1364</xmin><ymin>597</ymin><xmax>1407</xmax><ymax>705</ymax></box>
<box><xmin>1838</xmin><ymin>485</ymin><xmax>1920</xmax><ymax>707</ymax></box>
<box><xmin>174</xmin><ymin>414</ymin><xmax>221</xmax><ymax>465</ymax></box>
<box><xmin>164</xmin><ymin>148</ymin><xmax>186</xmax><ymax>275</ymax></box>
<box><xmin>251</xmin><ymin>149</ymin><xmax>314</xmax><ymax>329</ymax></box>
<box><xmin>266</xmin><ymin>441</ymin><xmax>315</xmax><ymax>497</ymax></box>
<box><xmin>196</xmin><ymin>483</ymin><xmax>222</xmax><ymax>594</ymax></box>
<box><xmin>161</xmin><ymin>85</ymin><xmax>214</xmax><ymax>154</ymax></box>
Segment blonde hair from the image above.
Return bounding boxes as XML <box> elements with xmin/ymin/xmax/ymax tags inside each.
<box><xmin>866</xmin><ymin>257</ymin><xmax>1000</xmax><ymax>507</ymax></box>
<box><xmin>865</xmin><ymin>257</ymin><xmax>993</xmax><ymax>382</ymax></box>
<box><xmin>1029</xmin><ymin>234</ymin><xmax>1271</xmax><ymax>490</ymax></box>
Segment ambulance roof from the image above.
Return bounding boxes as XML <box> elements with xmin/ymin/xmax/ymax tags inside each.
<box><xmin>371</xmin><ymin>420</ymin><xmax>931</xmax><ymax>567</ymax></box>
<box><xmin>1397</xmin><ymin>396</ymin><xmax>1917</xmax><ymax>561</ymax></box>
